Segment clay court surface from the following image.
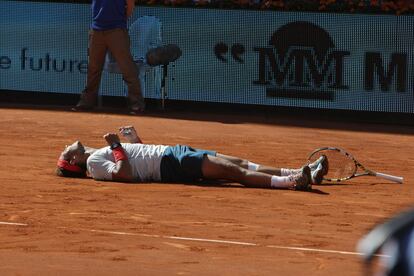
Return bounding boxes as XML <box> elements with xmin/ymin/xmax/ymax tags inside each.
<box><xmin>0</xmin><ymin>106</ymin><xmax>413</xmax><ymax>275</ymax></box>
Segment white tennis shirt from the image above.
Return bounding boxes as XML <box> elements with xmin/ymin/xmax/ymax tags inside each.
<box><xmin>87</xmin><ymin>143</ymin><xmax>168</xmax><ymax>182</ymax></box>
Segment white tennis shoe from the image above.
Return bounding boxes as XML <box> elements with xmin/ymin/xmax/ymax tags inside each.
<box><xmin>309</xmin><ymin>155</ymin><xmax>329</xmax><ymax>185</ymax></box>
<box><xmin>290</xmin><ymin>166</ymin><xmax>312</xmax><ymax>191</ymax></box>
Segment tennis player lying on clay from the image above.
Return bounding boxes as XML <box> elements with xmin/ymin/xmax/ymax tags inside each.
<box><xmin>56</xmin><ymin>126</ymin><xmax>328</xmax><ymax>191</ymax></box>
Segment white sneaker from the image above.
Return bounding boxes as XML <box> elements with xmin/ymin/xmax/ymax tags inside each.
<box><xmin>290</xmin><ymin>166</ymin><xmax>312</xmax><ymax>191</ymax></box>
<box><xmin>309</xmin><ymin>155</ymin><xmax>329</xmax><ymax>185</ymax></box>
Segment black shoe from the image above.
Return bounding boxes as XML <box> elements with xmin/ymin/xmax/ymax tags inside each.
<box><xmin>128</xmin><ymin>107</ymin><xmax>145</xmax><ymax>115</ymax></box>
<box><xmin>72</xmin><ymin>94</ymin><xmax>96</xmax><ymax>111</ymax></box>
<box><xmin>128</xmin><ymin>102</ymin><xmax>145</xmax><ymax>115</ymax></box>
<box><xmin>72</xmin><ymin>101</ymin><xmax>95</xmax><ymax>112</ymax></box>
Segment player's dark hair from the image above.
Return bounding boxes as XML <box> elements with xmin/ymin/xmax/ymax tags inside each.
<box><xmin>55</xmin><ymin>164</ymin><xmax>87</xmax><ymax>178</ymax></box>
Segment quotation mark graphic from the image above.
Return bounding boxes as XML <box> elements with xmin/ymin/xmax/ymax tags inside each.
<box><xmin>214</xmin><ymin>42</ymin><xmax>245</xmax><ymax>63</ymax></box>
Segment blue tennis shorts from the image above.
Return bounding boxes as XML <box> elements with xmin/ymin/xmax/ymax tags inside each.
<box><xmin>160</xmin><ymin>144</ymin><xmax>216</xmax><ymax>183</ymax></box>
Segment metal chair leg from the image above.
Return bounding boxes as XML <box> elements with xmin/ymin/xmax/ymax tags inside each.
<box><xmin>161</xmin><ymin>64</ymin><xmax>168</xmax><ymax>110</ymax></box>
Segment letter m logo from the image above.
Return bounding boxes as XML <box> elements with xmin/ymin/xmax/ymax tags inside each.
<box><xmin>365</xmin><ymin>52</ymin><xmax>407</xmax><ymax>92</ymax></box>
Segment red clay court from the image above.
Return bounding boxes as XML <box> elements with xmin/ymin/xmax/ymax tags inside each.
<box><xmin>0</xmin><ymin>106</ymin><xmax>413</xmax><ymax>275</ymax></box>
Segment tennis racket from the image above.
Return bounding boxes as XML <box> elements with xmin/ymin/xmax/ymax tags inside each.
<box><xmin>307</xmin><ymin>147</ymin><xmax>403</xmax><ymax>184</ymax></box>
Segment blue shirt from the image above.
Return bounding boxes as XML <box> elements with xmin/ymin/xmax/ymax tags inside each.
<box><xmin>91</xmin><ymin>0</ymin><xmax>127</xmax><ymax>30</ymax></box>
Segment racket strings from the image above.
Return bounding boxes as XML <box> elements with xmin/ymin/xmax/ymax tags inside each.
<box><xmin>310</xmin><ymin>150</ymin><xmax>356</xmax><ymax>180</ymax></box>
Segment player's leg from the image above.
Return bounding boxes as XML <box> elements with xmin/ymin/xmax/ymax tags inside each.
<box><xmin>216</xmin><ymin>153</ymin><xmax>282</xmax><ymax>175</ymax></box>
<box><xmin>201</xmin><ymin>155</ymin><xmax>311</xmax><ymax>190</ymax></box>
<box><xmin>217</xmin><ymin>153</ymin><xmax>328</xmax><ymax>184</ymax></box>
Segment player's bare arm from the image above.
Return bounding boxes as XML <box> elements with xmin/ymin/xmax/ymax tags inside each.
<box><xmin>103</xmin><ymin>133</ymin><xmax>134</xmax><ymax>182</ymax></box>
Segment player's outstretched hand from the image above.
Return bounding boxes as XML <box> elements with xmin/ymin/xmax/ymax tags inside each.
<box><xmin>119</xmin><ymin>126</ymin><xmax>142</xmax><ymax>144</ymax></box>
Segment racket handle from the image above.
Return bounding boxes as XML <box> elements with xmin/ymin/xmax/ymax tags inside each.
<box><xmin>375</xmin><ymin>172</ymin><xmax>403</xmax><ymax>184</ymax></box>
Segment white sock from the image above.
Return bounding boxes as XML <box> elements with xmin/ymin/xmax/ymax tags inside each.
<box><xmin>248</xmin><ymin>161</ymin><xmax>259</xmax><ymax>171</ymax></box>
<box><xmin>270</xmin><ymin>175</ymin><xmax>292</xmax><ymax>189</ymax></box>
<box><xmin>280</xmin><ymin>168</ymin><xmax>300</xmax><ymax>176</ymax></box>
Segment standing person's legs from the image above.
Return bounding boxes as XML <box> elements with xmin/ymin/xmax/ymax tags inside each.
<box><xmin>106</xmin><ymin>28</ymin><xmax>145</xmax><ymax>112</ymax></box>
<box><xmin>76</xmin><ymin>30</ymin><xmax>108</xmax><ymax>109</ymax></box>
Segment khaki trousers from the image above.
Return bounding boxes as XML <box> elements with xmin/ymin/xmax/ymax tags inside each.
<box><xmin>81</xmin><ymin>28</ymin><xmax>144</xmax><ymax>109</ymax></box>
